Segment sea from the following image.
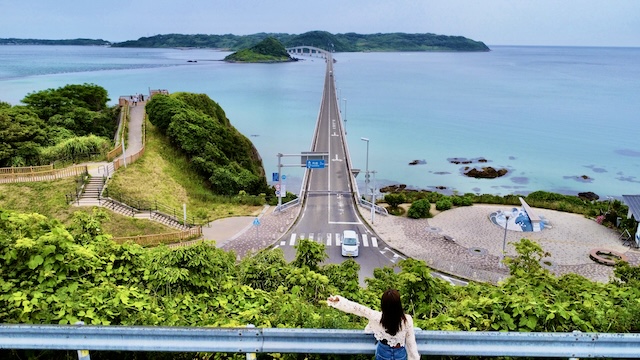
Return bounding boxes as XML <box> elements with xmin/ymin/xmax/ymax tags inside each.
<box><xmin>1</xmin><ymin>45</ymin><xmax>639</xmax><ymax>199</ymax></box>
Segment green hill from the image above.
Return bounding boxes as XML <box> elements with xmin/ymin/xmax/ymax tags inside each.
<box><xmin>224</xmin><ymin>37</ymin><xmax>295</xmax><ymax>63</ymax></box>
<box><xmin>112</xmin><ymin>31</ymin><xmax>489</xmax><ymax>52</ymax></box>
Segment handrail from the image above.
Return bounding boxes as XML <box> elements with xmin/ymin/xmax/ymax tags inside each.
<box><xmin>1</xmin><ymin>325</ymin><xmax>640</xmax><ymax>358</ymax></box>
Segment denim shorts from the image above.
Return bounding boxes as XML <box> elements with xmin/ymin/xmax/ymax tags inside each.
<box><xmin>375</xmin><ymin>341</ymin><xmax>407</xmax><ymax>360</ymax></box>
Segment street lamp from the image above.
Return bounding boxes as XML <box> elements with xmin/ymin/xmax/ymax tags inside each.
<box><xmin>360</xmin><ymin>137</ymin><xmax>369</xmax><ymax>200</ymax></box>
<box><xmin>371</xmin><ymin>170</ymin><xmax>377</xmax><ymax>224</ymax></box>
<box><xmin>500</xmin><ymin>212</ymin><xmax>512</xmax><ymax>268</ymax></box>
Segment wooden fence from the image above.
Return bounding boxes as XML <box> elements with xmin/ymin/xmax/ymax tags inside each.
<box><xmin>112</xmin><ymin>226</ymin><xmax>202</xmax><ymax>247</ymax></box>
<box><xmin>106</xmin><ymin>104</ymin><xmax>128</xmax><ymax>161</ymax></box>
<box><xmin>0</xmin><ymin>164</ymin><xmax>54</xmax><ymax>174</ymax></box>
<box><xmin>0</xmin><ymin>165</ymin><xmax>88</xmax><ymax>184</ymax></box>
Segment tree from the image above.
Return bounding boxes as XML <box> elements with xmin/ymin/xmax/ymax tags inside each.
<box><xmin>0</xmin><ymin>107</ymin><xmax>47</xmax><ymax>166</ymax></box>
<box><xmin>384</xmin><ymin>193</ymin><xmax>406</xmax><ymax>210</ymax></box>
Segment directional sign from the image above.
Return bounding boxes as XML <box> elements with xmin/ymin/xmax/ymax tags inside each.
<box><xmin>306</xmin><ymin>159</ymin><xmax>325</xmax><ymax>169</ymax></box>
<box><xmin>272</xmin><ymin>172</ymin><xmax>279</xmax><ymax>182</ymax></box>
<box><xmin>253</xmin><ymin>218</ymin><xmax>261</xmax><ymax>226</ymax></box>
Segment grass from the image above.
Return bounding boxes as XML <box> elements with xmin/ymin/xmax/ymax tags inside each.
<box><xmin>0</xmin><ymin>178</ymin><xmax>175</xmax><ymax>237</ymax></box>
<box><xmin>107</xmin><ymin>120</ymin><xmax>262</xmax><ymax>222</ymax></box>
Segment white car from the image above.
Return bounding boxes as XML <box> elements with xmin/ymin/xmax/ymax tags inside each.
<box><xmin>341</xmin><ymin>230</ymin><xmax>359</xmax><ymax>257</ymax></box>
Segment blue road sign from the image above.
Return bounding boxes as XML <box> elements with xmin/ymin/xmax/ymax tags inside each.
<box><xmin>253</xmin><ymin>218</ymin><xmax>261</xmax><ymax>226</ymax></box>
<box><xmin>282</xmin><ymin>174</ymin><xmax>286</xmax><ymax>180</ymax></box>
<box><xmin>272</xmin><ymin>172</ymin><xmax>279</xmax><ymax>182</ymax></box>
<box><xmin>306</xmin><ymin>159</ymin><xmax>325</xmax><ymax>169</ymax></box>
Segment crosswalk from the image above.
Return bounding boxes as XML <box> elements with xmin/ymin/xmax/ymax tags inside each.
<box><xmin>277</xmin><ymin>232</ymin><xmax>379</xmax><ymax>248</ymax></box>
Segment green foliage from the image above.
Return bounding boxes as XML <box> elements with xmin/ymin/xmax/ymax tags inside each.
<box><xmin>384</xmin><ymin>193</ymin><xmax>406</xmax><ymax>209</ymax></box>
<box><xmin>0</xmin><ymin>84</ymin><xmax>117</xmax><ymax>166</ymax></box>
<box><xmin>435</xmin><ymin>198</ymin><xmax>453</xmax><ymax>211</ymax></box>
<box><xmin>451</xmin><ymin>195</ymin><xmax>473</xmax><ymax>206</ymax></box>
<box><xmin>407</xmin><ymin>199</ymin><xmax>431</xmax><ymax>219</ymax></box>
<box><xmin>292</xmin><ymin>239</ymin><xmax>328</xmax><ymax>272</ymax></box>
<box><xmin>0</xmin><ymin>106</ymin><xmax>47</xmax><ymax>166</ymax></box>
<box><xmin>224</xmin><ymin>37</ymin><xmax>293</xmax><ymax>62</ymax></box>
<box><xmin>113</xmin><ymin>31</ymin><xmax>490</xmax><ymax>52</ymax></box>
<box><xmin>146</xmin><ymin>93</ymin><xmax>267</xmax><ymax>195</ymax></box>
<box><xmin>39</xmin><ymin>135</ymin><xmax>110</xmax><ymax>164</ymax></box>
<box><xmin>3</xmin><ymin>206</ymin><xmax>640</xmax><ymax>360</ymax></box>
<box><xmin>22</xmin><ymin>83</ymin><xmax>110</xmax><ymax>120</ymax></box>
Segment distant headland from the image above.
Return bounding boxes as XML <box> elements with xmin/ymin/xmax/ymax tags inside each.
<box><xmin>224</xmin><ymin>37</ymin><xmax>296</xmax><ymax>63</ymax></box>
<box><xmin>1</xmin><ymin>30</ymin><xmax>490</xmax><ymax>52</ymax></box>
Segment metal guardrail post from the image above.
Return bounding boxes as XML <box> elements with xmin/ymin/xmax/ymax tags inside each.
<box><xmin>246</xmin><ymin>324</ymin><xmax>256</xmax><ymax>360</ymax></box>
<box><xmin>74</xmin><ymin>321</ymin><xmax>90</xmax><ymax>360</ymax></box>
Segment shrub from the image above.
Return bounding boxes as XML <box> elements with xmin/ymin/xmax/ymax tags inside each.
<box><xmin>407</xmin><ymin>199</ymin><xmax>431</xmax><ymax>219</ymax></box>
<box><xmin>452</xmin><ymin>196</ymin><xmax>473</xmax><ymax>206</ymax></box>
<box><xmin>384</xmin><ymin>193</ymin><xmax>406</xmax><ymax>209</ymax></box>
<box><xmin>435</xmin><ymin>198</ymin><xmax>453</xmax><ymax>211</ymax></box>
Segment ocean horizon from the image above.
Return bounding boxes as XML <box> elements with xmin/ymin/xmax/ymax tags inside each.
<box><xmin>1</xmin><ymin>45</ymin><xmax>638</xmax><ymax>199</ymax></box>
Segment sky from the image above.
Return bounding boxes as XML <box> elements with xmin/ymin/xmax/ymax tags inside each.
<box><xmin>1</xmin><ymin>0</ymin><xmax>639</xmax><ymax>47</ymax></box>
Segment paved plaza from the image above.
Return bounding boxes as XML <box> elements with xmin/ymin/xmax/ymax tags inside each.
<box><xmin>207</xmin><ymin>203</ymin><xmax>640</xmax><ymax>284</ymax></box>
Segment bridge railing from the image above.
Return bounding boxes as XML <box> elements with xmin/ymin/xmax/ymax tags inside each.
<box><xmin>2</xmin><ymin>325</ymin><xmax>640</xmax><ymax>359</ymax></box>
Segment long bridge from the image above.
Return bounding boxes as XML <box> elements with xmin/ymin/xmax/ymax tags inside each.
<box><xmin>286</xmin><ymin>46</ymin><xmax>331</xmax><ymax>58</ymax></box>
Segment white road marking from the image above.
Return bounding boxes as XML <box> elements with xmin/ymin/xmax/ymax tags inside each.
<box><xmin>335</xmin><ymin>233</ymin><xmax>341</xmax><ymax>246</ymax></box>
<box><xmin>371</xmin><ymin>237</ymin><xmax>378</xmax><ymax>248</ymax></box>
<box><xmin>289</xmin><ymin>233</ymin><xmax>296</xmax><ymax>246</ymax></box>
<box><xmin>326</xmin><ymin>233</ymin><xmax>332</xmax><ymax>246</ymax></box>
<box><xmin>362</xmin><ymin>234</ymin><xmax>369</xmax><ymax>247</ymax></box>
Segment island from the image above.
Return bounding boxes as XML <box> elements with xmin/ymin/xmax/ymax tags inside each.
<box><xmin>111</xmin><ymin>30</ymin><xmax>490</xmax><ymax>52</ymax></box>
<box><xmin>224</xmin><ymin>37</ymin><xmax>295</xmax><ymax>63</ymax></box>
<box><xmin>0</xmin><ymin>38</ymin><xmax>110</xmax><ymax>46</ymax></box>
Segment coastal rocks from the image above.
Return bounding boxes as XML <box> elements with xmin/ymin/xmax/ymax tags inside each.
<box><xmin>578</xmin><ymin>191</ymin><xmax>600</xmax><ymax>201</ymax></box>
<box><xmin>379</xmin><ymin>184</ymin><xmax>434</xmax><ymax>194</ymax></box>
<box><xmin>463</xmin><ymin>166</ymin><xmax>508</xmax><ymax>179</ymax></box>
<box><xmin>449</xmin><ymin>157</ymin><xmax>488</xmax><ymax>165</ymax></box>
<box><xmin>409</xmin><ymin>159</ymin><xmax>426</xmax><ymax>165</ymax></box>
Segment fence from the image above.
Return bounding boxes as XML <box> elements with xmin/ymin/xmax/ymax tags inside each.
<box><xmin>112</xmin><ymin>227</ymin><xmax>202</xmax><ymax>247</ymax></box>
<box><xmin>107</xmin><ymin>104</ymin><xmax>128</xmax><ymax>161</ymax></box>
<box><xmin>2</xmin><ymin>325</ymin><xmax>640</xmax><ymax>358</ymax></box>
<box><xmin>0</xmin><ymin>164</ymin><xmax>53</xmax><ymax>174</ymax></box>
<box><xmin>0</xmin><ymin>165</ymin><xmax>88</xmax><ymax>184</ymax></box>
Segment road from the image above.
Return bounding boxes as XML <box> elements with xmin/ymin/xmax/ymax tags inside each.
<box><xmin>277</xmin><ymin>54</ymin><xmax>402</xmax><ymax>283</ymax></box>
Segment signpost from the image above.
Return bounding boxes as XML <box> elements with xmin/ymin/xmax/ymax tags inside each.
<box><xmin>253</xmin><ymin>217</ymin><xmax>260</xmax><ymax>239</ymax></box>
<box><xmin>275</xmin><ymin>152</ymin><xmax>328</xmax><ymax>210</ymax></box>
<box><xmin>306</xmin><ymin>159</ymin><xmax>325</xmax><ymax>169</ymax></box>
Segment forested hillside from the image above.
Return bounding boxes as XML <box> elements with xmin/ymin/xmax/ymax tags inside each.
<box><xmin>145</xmin><ymin>92</ymin><xmax>268</xmax><ymax>195</ymax></box>
<box><xmin>112</xmin><ymin>30</ymin><xmax>489</xmax><ymax>52</ymax></box>
<box><xmin>0</xmin><ymin>84</ymin><xmax>118</xmax><ymax>167</ymax></box>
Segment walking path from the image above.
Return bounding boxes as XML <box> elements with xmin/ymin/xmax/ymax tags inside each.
<box><xmin>214</xmin><ymin>203</ymin><xmax>640</xmax><ymax>284</ymax></box>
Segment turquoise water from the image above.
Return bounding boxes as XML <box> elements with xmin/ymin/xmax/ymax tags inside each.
<box><xmin>1</xmin><ymin>45</ymin><xmax>639</xmax><ymax>198</ymax></box>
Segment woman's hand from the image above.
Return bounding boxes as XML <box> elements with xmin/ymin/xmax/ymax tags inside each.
<box><xmin>327</xmin><ymin>295</ymin><xmax>340</xmax><ymax>303</ymax></box>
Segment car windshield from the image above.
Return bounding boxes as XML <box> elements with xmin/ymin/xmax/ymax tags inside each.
<box><xmin>343</xmin><ymin>237</ymin><xmax>357</xmax><ymax>245</ymax></box>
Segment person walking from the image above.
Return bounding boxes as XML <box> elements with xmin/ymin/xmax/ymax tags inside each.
<box><xmin>327</xmin><ymin>289</ymin><xmax>419</xmax><ymax>360</ymax></box>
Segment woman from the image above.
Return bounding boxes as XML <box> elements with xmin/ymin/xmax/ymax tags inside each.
<box><xmin>327</xmin><ymin>289</ymin><xmax>419</xmax><ymax>360</ymax></box>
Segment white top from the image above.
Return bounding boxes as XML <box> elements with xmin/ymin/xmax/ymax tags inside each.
<box><xmin>327</xmin><ymin>295</ymin><xmax>420</xmax><ymax>360</ymax></box>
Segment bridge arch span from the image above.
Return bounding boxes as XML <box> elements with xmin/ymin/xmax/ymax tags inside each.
<box><xmin>286</xmin><ymin>46</ymin><xmax>330</xmax><ymax>59</ymax></box>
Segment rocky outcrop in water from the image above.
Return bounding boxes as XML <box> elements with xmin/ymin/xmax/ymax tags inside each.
<box><xmin>463</xmin><ymin>166</ymin><xmax>508</xmax><ymax>179</ymax></box>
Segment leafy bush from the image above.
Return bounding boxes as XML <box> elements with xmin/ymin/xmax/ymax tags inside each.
<box><xmin>407</xmin><ymin>199</ymin><xmax>431</xmax><ymax>219</ymax></box>
<box><xmin>39</xmin><ymin>135</ymin><xmax>110</xmax><ymax>163</ymax></box>
<box><xmin>451</xmin><ymin>196</ymin><xmax>473</xmax><ymax>206</ymax></box>
<box><xmin>384</xmin><ymin>193</ymin><xmax>406</xmax><ymax>209</ymax></box>
<box><xmin>435</xmin><ymin>198</ymin><xmax>453</xmax><ymax>211</ymax></box>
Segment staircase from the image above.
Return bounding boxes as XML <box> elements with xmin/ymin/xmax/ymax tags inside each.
<box><xmin>74</xmin><ymin>176</ymin><xmax>105</xmax><ymax>207</ymax></box>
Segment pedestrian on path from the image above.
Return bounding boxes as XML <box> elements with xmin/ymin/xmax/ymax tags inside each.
<box><xmin>327</xmin><ymin>289</ymin><xmax>419</xmax><ymax>360</ymax></box>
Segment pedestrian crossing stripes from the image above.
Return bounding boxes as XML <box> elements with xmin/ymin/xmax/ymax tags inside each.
<box><xmin>280</xmin><ymin>233</ymin><xmax>379</xmax><ymax>248</ymax></box>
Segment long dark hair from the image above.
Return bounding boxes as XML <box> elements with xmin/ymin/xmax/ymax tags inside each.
<box><xmin>380</xmin><ymin>289</ymin><xmax>406</xmax><ymax>336</ymax></box>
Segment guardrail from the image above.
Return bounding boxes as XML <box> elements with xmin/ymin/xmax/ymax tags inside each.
<box><xmin>359</xmin><ymin>198</ymin><xmax>389</xmax><ymax>216</ymax></box>
<box><xmin>2</xmin><ymin>325</ymin><xmax>640</xmax><ymax>358</ymax></box>
<box><xmin>277</xmin><ymin>198</ymin><xmax>300</xmax><ymax>212</ymax></box>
